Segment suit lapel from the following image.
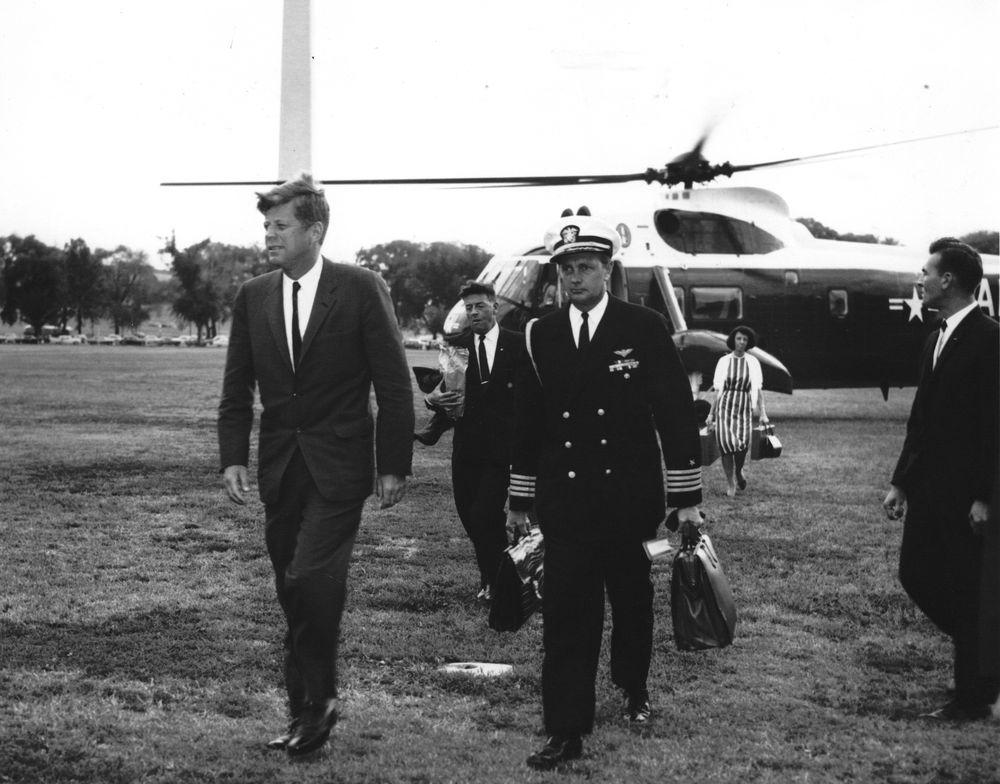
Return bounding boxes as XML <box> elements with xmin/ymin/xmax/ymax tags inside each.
<box><xmin>934</xmin><ymin>310</ymin><xmax>979</xmax><ymax>374</ymax></box>
<box><xmin>264</xmin><ymin>272</ymin><xmax>294</xmax><ymax>373</ymax></box>
<box><xmin>299</xmin><ymin>259</ymin><xmax>339</xmax><ymax>363</ymax></box>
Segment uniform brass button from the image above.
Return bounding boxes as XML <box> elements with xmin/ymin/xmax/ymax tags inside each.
<box><xmin>565</xmin><ymin>441</ymin><xmax>572</xmax><ymax>448</ymax></box>
<box><xmin>563</xmin><ymin>411</ymin><xmax>570</xmax><ymax>419</ymax></box>
<box><xmin>568</xmin><ymin>471</ymin><xmax>576</xmax><ymax>479</ymax></box>
<box><xmin>507</xmin><ymin>382</ymin><xmax>513</xmax><ymax>388</ymax></box>
<box><xmin>597</xmin><ymin>408</ymin><xmax>605</xmax><ymax>416</ymax></box>
<box><xmin>605</xmin><ymin>469</ymin><xmax>612</xmax><ymax>475</ymax></box>
<box><xmin>624</xmin><ymin>373</ymin><xmax>631</xmax><ymax>379</ymax></box>
<box><xmin>601</xmin><ymin>439</ymin><xmax>608</xmax><ymax>445</ymax></box>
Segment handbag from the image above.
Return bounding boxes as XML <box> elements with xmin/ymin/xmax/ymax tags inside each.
<box><xmin>489</xmin><ymin>528</ymin><xmax>544</xmax><ymax>632</ymax></box>
<box><xmin>700</xmin><ymin>427</ymin><xmax>720</xmax><ymax>466</ymax></box>
<box><xmin>670</xmin><ymin>525</ymin><xmax>737</xmax><ymax>651</ymax></box>
<box><xmin>750</xmin><ymin>423</ymin><xmax>782</xmax><ymax>460</ymax></box>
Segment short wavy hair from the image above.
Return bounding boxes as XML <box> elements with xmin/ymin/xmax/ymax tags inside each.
<box><xmin>928</xmin><ymin>237</ymin><xmax>983</xmax><ymax>294</ymax></box>
<box><xmin>459</xmin><ymin>280</ymin><xmax>496</xmax><ymax>300</ymax></box>
<box><xmin>726</xmin><ymin>325</ymin><xmax>758</xmax><ymax>351</ymax></box>
<box><xmin>256</xmin><ymin>172</ymin><xmax>330</xmax><ymax>244</ymax></box>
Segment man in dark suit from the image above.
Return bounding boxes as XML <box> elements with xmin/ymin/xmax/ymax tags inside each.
<box><xmin>506</xmin><ymin>211</ymin><xmax>704</xmax><ymax>769</ymax></box>
<box><xmin>218</xmin><ymin>173</ymin><xmax>414</xmax><ymax>755</ymax></box>
<box><xmin>884</xmin><ymin>237</ymin><xmax>999</xmax><ymax>721</ymax></box>
<box><xmin>426</xmin><ymin>281</ymin><xmax>525</xmax><ymax>599</ymax></box>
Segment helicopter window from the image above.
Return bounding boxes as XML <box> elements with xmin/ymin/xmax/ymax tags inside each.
<box><xmin>654</xmin><ymin>210</ymin><xmax>783</xmax><ymax>255</ymax></box>
<box><xmin>829</xmin><ymin>289</ymin><xmax>849</xmax><ymax>318</ymax></box>
<box><xmin>690</xmin><ymin>287</ymin><xmax>743</xmax><ymax>321</ymax></box>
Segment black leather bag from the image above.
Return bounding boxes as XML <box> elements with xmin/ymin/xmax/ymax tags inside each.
<box><xmin>489</xmin><ymin>529</ymin><xmax>544</xmax><ymax>632</ymax></box>
<box><xmin>750</xmin><ymin>423</ymin><xmax>782</xmax><ymax>460</ymax></box>
<box><xmin>671</xmin><ymin>525</ymin><xmax>737</xmax><ymax>650</ymax></box>
<box><xmin>700</xmin><ymin>427</ymin><xmax>720</xmax><ymax>466</ymax></box>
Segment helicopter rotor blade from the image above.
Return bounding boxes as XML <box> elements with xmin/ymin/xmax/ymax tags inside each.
<box><xmin>719</xmin><ymin>125</ymin><xmax>1000</xmax><ymax>175</ymax></box>
<box><xmin>160</xmin><ymin>173</ymin><xmax>655</xmax><ymax>188</ymax></box>
<box><xmin>161</xmin><ymin>126</ymin><xmax>997</xmax><ymax>188</ymax></box>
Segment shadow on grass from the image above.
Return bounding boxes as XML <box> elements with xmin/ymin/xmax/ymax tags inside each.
<box><xmin>1</xmin><ymin>606</ymin><xmax>275</xmax><ymax>685</ymax></box>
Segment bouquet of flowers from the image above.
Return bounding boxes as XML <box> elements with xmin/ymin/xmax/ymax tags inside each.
<box><xmin>438</xmin><ymin>344</ymin><xmax>469</xmax><ymax>420</ymax></box>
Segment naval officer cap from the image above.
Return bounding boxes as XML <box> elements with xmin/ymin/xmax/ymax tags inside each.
<box><xmin>544</xmin><ymin>207</ymin><xmax>622</xmax><ymax>262</ymax></box>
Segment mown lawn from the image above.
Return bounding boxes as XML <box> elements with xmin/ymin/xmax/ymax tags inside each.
<box><xmin>0</xmin><ymin>345</ymin><xmax>996</xmax><ymax>784</ymax></box>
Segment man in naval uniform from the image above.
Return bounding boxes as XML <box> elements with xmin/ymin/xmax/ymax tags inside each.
<box><xmin>506</xmin><ymin>210</ymin><xmax>704</xmax><ymax>770</ymax></box>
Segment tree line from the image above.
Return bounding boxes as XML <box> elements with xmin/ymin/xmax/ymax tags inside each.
<box><xmin>3</xmin><ymin>225</ymin><xmax>994</xmax><ymax>343</ymax></box>
<box><xmin>0</xmin><ymin>234</ymin><xmax>491</xmax><ymax>341</ymax></box>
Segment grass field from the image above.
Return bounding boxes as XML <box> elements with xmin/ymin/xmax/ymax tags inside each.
<box><xmin>1</xmin><ymin>345</ymin><xmax>996</xmax><ymax>784</ymax></box>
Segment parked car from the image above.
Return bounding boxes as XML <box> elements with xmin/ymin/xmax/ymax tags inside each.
<box><xmin>54</xmin><ymin>334</ymin><xmax>85</xmax><ymax>345</ymax></box>
<box><xmin>167</xmin><ymin>335</ymin><xmax>198</xmax><ymax>346</ymax></box>
<box><xmin>206</xmin><ymin>335</ymin><xmax>229</xmax><ymax>347</ymax></box>
<box><xmin>96</xmin><ymin>334</ymin><xmax>124</xmax><ymax>345</ymax></box>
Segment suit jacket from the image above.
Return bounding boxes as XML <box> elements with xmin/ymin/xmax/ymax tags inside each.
<box><xmin>892</xmin><ymin>308</ymin><xmax>999</xmax><ymax>505</ymax></box>
<box><xmin>218</xmin><ymin>259</ymin><xmax>414</xmax><ymax>505</ymax></box>
<box><xmin>509</xmin><ymin>295</ymin><xmax>702</xmax><ymax>542</ymax></box>
<box><xmin>453</xmin><ymin>328</ymin><xmax>526</xmax><ymax>465</ymax></box>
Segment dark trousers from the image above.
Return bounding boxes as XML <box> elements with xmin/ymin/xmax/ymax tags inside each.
<box><xmin>265</xmin><ymin>450</ymin><xmax>364</xmax><ymax>714</ymax></box>
<box><xmin>451</xmin><ymin>452</ymin><xmax>509</xmax><ymax>590</ymax></box>
<box><xmin>899</xmin><ymin>486</ymin><xmax>1000</xmax><ymax>710</ymax></box>
<box><xmin>542</xmin><ymin>535</ymin><xmax>654</xmax><ymax>735</ymax></box>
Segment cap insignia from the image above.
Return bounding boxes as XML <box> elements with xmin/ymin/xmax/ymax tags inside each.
<box><xmin>560</xmin><ymin>225</ymin><xmax>579</xmax><ymax>244</ymax></box>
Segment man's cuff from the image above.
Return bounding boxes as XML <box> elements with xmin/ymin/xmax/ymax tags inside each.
<box><xmin>509</xmin><ymin>472</ymin><xmax>536</xmax><ymax>512</ymax></box>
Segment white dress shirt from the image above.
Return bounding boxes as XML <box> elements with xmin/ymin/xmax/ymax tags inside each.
<box><xmin>933</xmin><ymin>301</ymin><xmax>978</xmax><ymax>368</ymax></box>
<box><xmin>283</xmin><ymin>256</ymin><xmax>322</xmax><ymax>363</ymax></box>
<box><xmin>569</xmin><ymin>291</ymin><xmax>609</xmax><ymax>347</ymax></box>
<box><xmin>476</xmin><ymin>322</ymin><xmax>499</xmax><ymax>378</ymax></box>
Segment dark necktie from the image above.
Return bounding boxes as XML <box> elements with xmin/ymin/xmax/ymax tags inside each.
<box><xmin>932</xmin><ymin>319</ymin><xmax>947</xmax><ymax>368</ymax></box>
<box><xmin>478</xmin><ymin>334</ymin><xmax>490</xmax><ymax>383</ymax></box>
<box><xmin>578</xmin><ymin>311</ymin><xmax>590</xmax><ymax>353</ymax></box>
<box><xmin>292</xmin><ymin>281</ymin><xmax>302</xmax><ymax>368</ymax></box>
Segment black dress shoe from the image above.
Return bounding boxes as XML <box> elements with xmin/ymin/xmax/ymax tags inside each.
<box><xmin>526</xmin><ymin>734</ymin><xmax>582</xmax><ymax>770</ymax></box>
<box><xmin>286</xmin><ymin>700</ymin><xmax>337</xmax><ymax>757</ymax></box>
<box><xmin>920</xmin><ymin>699</ymin><xmax>992</xmax><ymax>721</ymax></box>
<box><xmin>265</xmin><ymin>717</ymin><xmax>300</xmax><ymax>751</ymax></box>
<box><xmin>622</xmin><ymin>689</ymin><xmax>652</xmax><ymax>724</ymax></box>
<box><xmin>413</xmin><ymin>411</ymin><xmax>453</xmax><ymax>446</ymax></box>
<box><xmin>736</xmin><ymin>473</ymin><xmax>747</xmax><ymax>491</ymax></box>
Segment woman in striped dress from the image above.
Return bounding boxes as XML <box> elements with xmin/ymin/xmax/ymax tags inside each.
<box><xmin>708</xmin><ymin>327</ymin><xmax>769</xmax><ymax>497</ymax></box>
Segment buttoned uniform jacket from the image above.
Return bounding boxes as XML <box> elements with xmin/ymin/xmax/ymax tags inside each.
<box><xmin>452</xmin><ymin>328</ymin><xmax>526</xmax><ymax>465</ymax></box>
<box><xmin>509</xmin><ymin>295</ymin><xmax>702</xmax><ymax>543</ymax></box>
<box><xmin>891</xmin><ymin>309</ymin><xmax>999</xmax><ymax>504</ymax></box>
<box><xmin>218</xmin><ymin>259</ymin><xmax>414</xmax><ymax>504</ymax></box>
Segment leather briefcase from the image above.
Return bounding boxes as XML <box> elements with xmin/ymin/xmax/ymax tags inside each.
<box><xmin>671</xmin><ymin>525</ymin><xmax>737</xmax><ymax>650</ymax></box>
<box><xmin>489</xmin><ymin>528</ymin><xmax>544</xmax><ymax>632</ymax></box>
<box><xmin>700</xmin><ymin>427</ymin><xmax>720</xmax><ymax>466</ymax></box>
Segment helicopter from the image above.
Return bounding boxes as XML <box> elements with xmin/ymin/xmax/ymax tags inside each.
<box><xmin>164</xmin><ymin>132</ymin><xmax>999</xmax><ymax>399</ymax></box>
<box><xmin>389</xmin><ymin>131</ymin><xmax>993</xmax><ymax>400</ymax></box>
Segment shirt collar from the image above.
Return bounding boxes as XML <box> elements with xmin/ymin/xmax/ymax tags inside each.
<box><xmin>477</xmin><ymin>322</ymin><xmax>500</xmax><ymax>345</ymax></box>
<box><xmin>283</xmin><ymin>256</ymin><xmax>322</xmax><ymax>290</ymax></box>
<box><xmin>570</xmin><ymin>291</ymin><xmax>609</xmax><ymax>326</ymax></box>
<box><xmin>943</xmin><ymin>301</ymin><xmax>978</xmax><ymax>332</ymax></box>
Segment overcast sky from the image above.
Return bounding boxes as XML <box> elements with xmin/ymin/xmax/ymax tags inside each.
<box><xmin>2</xmin><ymin>0</ymin><xmax>997</xmax><ymax>267</ymax></box>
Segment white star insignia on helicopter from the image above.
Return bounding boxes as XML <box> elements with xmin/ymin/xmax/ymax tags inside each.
<box><xmin>902</xmin><ymin>287</ymin><xmax>924</xmax><ymax>322</ymax></box>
